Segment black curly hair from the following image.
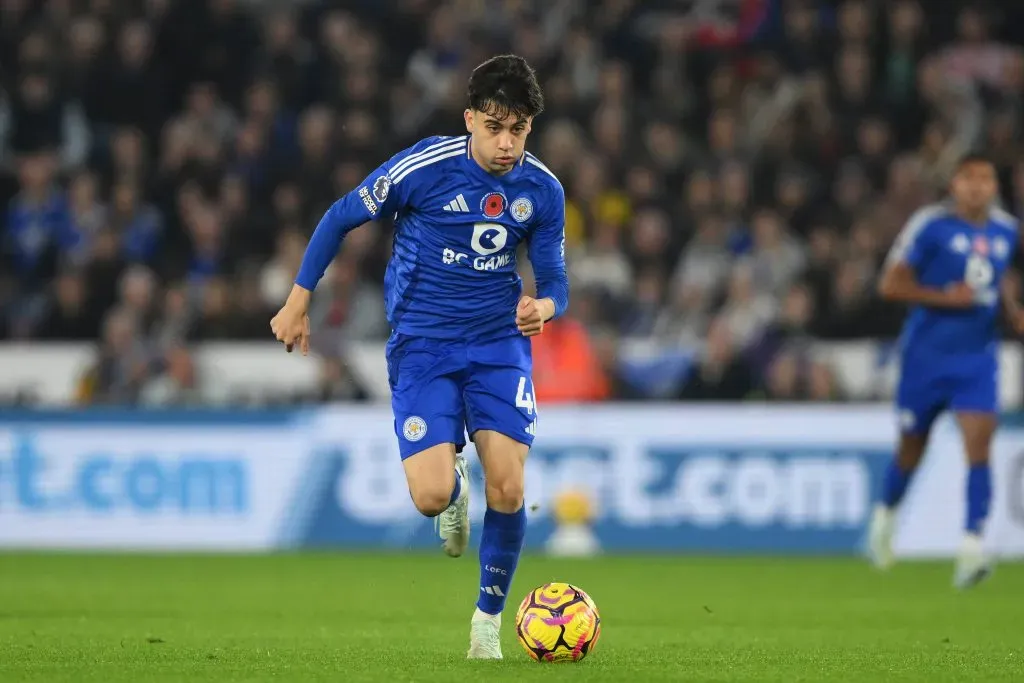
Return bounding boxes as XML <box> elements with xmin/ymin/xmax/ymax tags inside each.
<box><xmin>467</xmin><ymin>54</ymin><xmax>544</xmax><ymax>121</ymax></box>
<box><xmin>956</xmin><ymin>151</ymin><xmax>995</xmax><ymax>170</ymax></box>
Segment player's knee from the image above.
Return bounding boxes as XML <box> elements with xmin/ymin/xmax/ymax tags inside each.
<box><xmin>409</xmin><ymin>487</ymin><xmax>452</xmax><ymax>517</ymax></box>
<box><xmin>485</xmin><ymin>479</ymin><xmax>524</xmax><ymax>513</ymax></box>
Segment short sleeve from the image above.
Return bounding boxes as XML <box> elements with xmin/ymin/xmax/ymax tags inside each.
<box><xmin>887</xmin><ymin>207</ymin><xmax>939</xmax><ymax>271</ymax></box>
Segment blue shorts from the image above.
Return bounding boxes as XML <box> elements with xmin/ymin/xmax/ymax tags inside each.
<box><xmin>896</xmin><ymin>354</ymin><xmax>997</xmax><ymax>434</ymax></box>
<box><xmin>385</xmin><ymin>332</ymin><xmax>537</xmax><ymax>459</ymax></box>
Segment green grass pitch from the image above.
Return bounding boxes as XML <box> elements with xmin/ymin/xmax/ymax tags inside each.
<box><xmin>0</xmin><ymin>552</ymin><xmax>1021</xmax><ymax>682</ymax></box>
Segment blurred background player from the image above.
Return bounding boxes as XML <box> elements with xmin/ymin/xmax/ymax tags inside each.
<box><xmin>270</xmin><ymin>55</ymin><xmax>567</xmax><ymax>659</ymax></box>
<box><xmin>869</xmin><ymin>153</ymin><xmax>1024</xmax><ymax>588</ymax></box>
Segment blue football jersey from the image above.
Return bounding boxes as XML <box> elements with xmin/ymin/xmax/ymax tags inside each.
<box><xmin>887</xmin><ymin>202</ymin><xmax>1019</xmax><ymax>359</ymax></box>
<box><xmin>296</xmin><ymin>135</ymin><xmax>568</xmax><ymax>341</ymax></box>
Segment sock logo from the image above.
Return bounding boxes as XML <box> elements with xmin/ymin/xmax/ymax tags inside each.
<box><xmin>484</xmin><ymin>565</ymin><xmax>507</xmax><ymax>575</ymax></box>
<box><xmin>481</xmin><ymin>585</ymin><xmax>506</xmax><ymax>596</ymax></box>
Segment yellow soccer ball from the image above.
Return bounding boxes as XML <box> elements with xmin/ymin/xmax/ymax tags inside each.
<box><xmin>514</xmin><ymin>582</ymin><xmax>601</xmax><ymax>662</ymax></box>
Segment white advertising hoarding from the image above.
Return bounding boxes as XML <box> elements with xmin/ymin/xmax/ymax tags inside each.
<box><xmin>0</xmin><ymin>405</ymin><xmax>1020</xmax><ymax>557</ymax></box>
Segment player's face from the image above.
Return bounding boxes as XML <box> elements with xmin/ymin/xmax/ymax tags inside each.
<box><xmin>465</xmin><ymin>108</ymin><xmax>532</xmax><ymax>175</ymax></box>
<box><xmin>951</xmin><ymin>161</ymin><xmax>998</xmax><ymax>213</ymax></box>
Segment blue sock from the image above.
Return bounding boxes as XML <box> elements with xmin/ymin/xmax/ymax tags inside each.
<box><xmin>881</xmin><ymin>460</ymin><xmax>914</xmax><ymax>508</ymax></box>
<box><xmin>448</xmin><ymin>468</ymin><xmax>463</xmax><ymax>507</ymax></box>
<box><xmin>966</xmin><ymin>463</ymin><xmax>991</xmax><ymax>535</ymax></box>
<box><xmin>476</xmin><ymin>506</ymin><xmax>526</xmax><ymax>615</ymax></box>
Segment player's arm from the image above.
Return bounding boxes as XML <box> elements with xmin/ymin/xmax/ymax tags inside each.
<box><xmin>271</xmin><ymin>165</ymin><xmax>403</xmax><ymax>353</ymax></box>
<box><xmin>1001</xmin><ymin>268</ymin><xmax>1024</xmax><ymax>334</ymax></box>
<box><xmin>878</xmin><ymin>212</ymin><xmax>974</xmax><ymax>308</ymax></box>
<box><xmin>877</xmin><ymin>261</ymin><xmax>974</xmax><ymax>308</ymax></box>
<box><xmin>519</xmin><ymin>184</ymin><xmax>569</xmax><ymax>336</ymax></box>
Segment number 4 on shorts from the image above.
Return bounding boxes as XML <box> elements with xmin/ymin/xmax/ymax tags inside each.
<box><xmin>515</xmin><ymin>376</ymin><xmax>534</xmax><ymax>415</ymax></box>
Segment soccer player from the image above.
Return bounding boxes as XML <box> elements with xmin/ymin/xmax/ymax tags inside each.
<box><xmin>869</xmin><ymin>153</ymin><xmax>1024</xmax><ymax>589</ymax></box>
<box><xmin>270</xmin><ymin>55</ymin><xmax>567</xmax><ymax>657</ymax></box>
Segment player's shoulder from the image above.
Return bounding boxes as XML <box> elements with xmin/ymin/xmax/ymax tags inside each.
<box><xmin>989</xmin><ymin>206</ymin><xmax>1019</xmax><ymax>233</ymax></box>
<box><xmin>521</xmin><ymin>151</ymin><xmax>564</xmax><ymax>198</ymax></box>
<box><xmin>905</xmin><ymin>202</ymin><xmax>953</xmax><ymax>231</ymax></box>
<box><xmin>387</xmin><ymin>135</ymin><xmax>469</xmax><ymax>185</ymax></box>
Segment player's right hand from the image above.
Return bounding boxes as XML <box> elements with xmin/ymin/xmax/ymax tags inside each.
<box><xmin>270</xmin><ymin>303</ymin><xmax>311</xmax><ymax>355</ymax></box>
<box><xmin>945</xmin><ymin>282</ymin><xmax>976</xmax><ymax>308</ymax></box>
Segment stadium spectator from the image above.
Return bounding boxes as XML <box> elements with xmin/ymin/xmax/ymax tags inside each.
<box><xmin>3</xmin><ymin>0</ymin><xmax>1024</xmax><ymax>405</ymax></box>
<box><xmin>532</xmin><ymin>315</ymin><xmax>611</xmax><ymax>404</ymax></box>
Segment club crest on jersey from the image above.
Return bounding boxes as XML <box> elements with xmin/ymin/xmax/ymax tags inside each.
<box><xmin>372</xmin><ymin>175</ymin><xmax>391</xmax><ymax>203</ymax></box>
<box><xmin>510</xmin><ymin>197</ymin><xmax>533</xmax><ymax>223</ymax></box>
<box><xmin>403</xmin><ymin>416</ymin><xmax>427</xmax><ymax>442</ymax></box>
<box><xmin>481</xmin><ymin>192</ymin><xmax>506</xmax><ymax>219</ymax></box>
<box><xmin>994</xmin><ymin>236</ymin><xmax>1009</xmax><ymax>259</ymax></box>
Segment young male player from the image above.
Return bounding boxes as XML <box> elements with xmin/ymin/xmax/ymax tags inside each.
<box><xmin>270</xmin><ymin>55</ymin><xmax>567</xmax><ymax>657</ymax></box>
<box><xmin>869</xmin><ymin>153</ymin><xmax>1024</xmax><ymax>588</ymax></box>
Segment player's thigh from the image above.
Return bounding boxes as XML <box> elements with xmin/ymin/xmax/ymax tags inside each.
<box><xmin>950</xmin><ymin>371</ymin><xmax>998</xmax><ymax>465</ymax></box>
<box><xmin>463</xmin><ymin>336</ymin><xmax>534</xmax><ymax>512</ymax></box>
<box><xmin>387</xmin><ymin>334</ymin><xmax>467</xmax><ymax>461</ymax></box>
<box><xmin>463</xmin><ymin>336</ymin><xmax>537</xmax><ymax>451</ymax></box>
<box><xmin>402</xmin><ymin>442</ymin><xmax>458</xmax><ymax>515</ymax></box>
<box><xmin>474</xmin><ymin>429</ymin><xmax>529</xmax><ymax>512</ymax></box>
<box><xmin>896</xmin><ymin>367</ymin><xmax>946</xmax><ymax>437</ymax></box>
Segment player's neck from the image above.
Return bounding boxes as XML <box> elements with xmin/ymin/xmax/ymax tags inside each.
<box><xmin>955</xmin><ymin>206</ymin><xmax>989</xmax><ymax>227</ymax></box>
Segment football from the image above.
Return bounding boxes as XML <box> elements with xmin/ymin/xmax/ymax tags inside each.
<box><xmin>514</xmin><ymin>582</ymin><xmax>601</xmax><ymax>662</ymax></box>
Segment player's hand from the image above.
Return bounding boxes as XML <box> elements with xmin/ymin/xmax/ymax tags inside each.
<box><xmin>516</xmin><ymin>296</ymin><xmax>547</xmax><ymax>337</ymax></box>
<box><xmin>945</xmin><ymin>282</ymin><xmax>976</xmax><ymax>308</ymax></box>
<box><xmin>270</xmin><ymin>295</ymin><xmax>311</xmax><ymax>355</ymax></box>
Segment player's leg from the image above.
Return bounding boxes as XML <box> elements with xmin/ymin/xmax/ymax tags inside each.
<box><xmin>462</xmin><ymin>336</ymin><xmax>536</xmax><ymax>659</ymax></box>
<box><xmin>869</xmin><ymin>431</ymin><xmax>930</xmax><ymax>569</ymax></box>
<box><xmin>868</xmin><ymin>367</ymin><xmax>942</xmax><ymax>569</ymax></box>
<box><xmin>467</xmin><ymin>429</ymin><xmax>529</xmax><ymax>659</ymax></box>
<box><xmin>951</xmin><ymin>370</ymin><xmax>999</xmax><ymax>589</ymax></box>
<box><xmin>402</xmin><ymin>442</ymin><xmax>459</xmax><ymax>514</ymax></box>
<box><xmin>387</xmin><ymin>334</ymin><xmax>471</xmax><ymax>556</ymax></box>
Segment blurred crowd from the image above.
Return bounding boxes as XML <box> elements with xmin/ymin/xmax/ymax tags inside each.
<box><xmin>2</xmin><ymin>0</ymin><xmax>1024</xmax><ymax>405</ymax></box>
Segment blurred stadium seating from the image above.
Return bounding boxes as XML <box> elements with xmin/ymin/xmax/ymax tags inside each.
<box><xmin>2</xmin><ymin>0</ymin><xmax>1024</xmax><ymax>407</ymax></box>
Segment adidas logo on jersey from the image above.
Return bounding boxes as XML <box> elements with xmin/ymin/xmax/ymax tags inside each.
<box><xmin>443</xmin><ymin>194</ymin><xmax>471</xmax><ymax>212</ymax></box>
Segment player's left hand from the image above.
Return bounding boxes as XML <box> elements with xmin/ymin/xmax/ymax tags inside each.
<box><xmin>516</xmin><ymin>296</ymin><xmax>547</xmax><ymax>337</ymax></box>
<box><xmin>270</xmin><ymin>304</ymin><xmax>311</xmax><ymax>355</ymax></box>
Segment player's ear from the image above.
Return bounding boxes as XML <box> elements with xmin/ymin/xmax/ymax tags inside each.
<box><xmin>464</xmin><ymin>109</ymin><xmax>474</xmax><ymax>133</ymax></box>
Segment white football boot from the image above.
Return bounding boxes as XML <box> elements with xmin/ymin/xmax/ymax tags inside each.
<box><xmin>953</xmin><ymin>533</ymin><xmax>993</xmax><ymax>590</ymax></box>
<box><xmin>467</xmin><ymin>609</ymin><xmax>503</xmax><ymax>659</ymax></box>
<box><xmin>866</xmin><ymin>504</ymin><xmax>896</xmax><ymax>570</ymax></box>
<box><xmin>437</xmin><ymin>455</ymin><xmax>470</xmax><ymax>557</ymax></box>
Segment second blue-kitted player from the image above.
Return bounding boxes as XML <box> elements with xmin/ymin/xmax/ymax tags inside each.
<box><xmin>870</xmin><ymin>152</ymin><xmax>1024</xmax><ymax>589</ymax></box>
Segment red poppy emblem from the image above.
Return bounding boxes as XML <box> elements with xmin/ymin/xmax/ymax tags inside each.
<box><xmin>973</xmin><ymin>236</ymin><xmax>989</xmax><ymax>255</ymax></box>
<box><xmin>481</xmin><ymin>192</ymin><xmax>506</xmax><ymax>218</ymax></box>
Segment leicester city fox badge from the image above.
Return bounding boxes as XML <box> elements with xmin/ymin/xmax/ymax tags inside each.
<box><xmin>510</xmin><ymin>197</ymin><xmax>533</xmax><ymax>223</ymax></box>
<box><xmin>403</xmin><ymin>416</ymin><xmax>427</xmax><ymax>442</ymax></box>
